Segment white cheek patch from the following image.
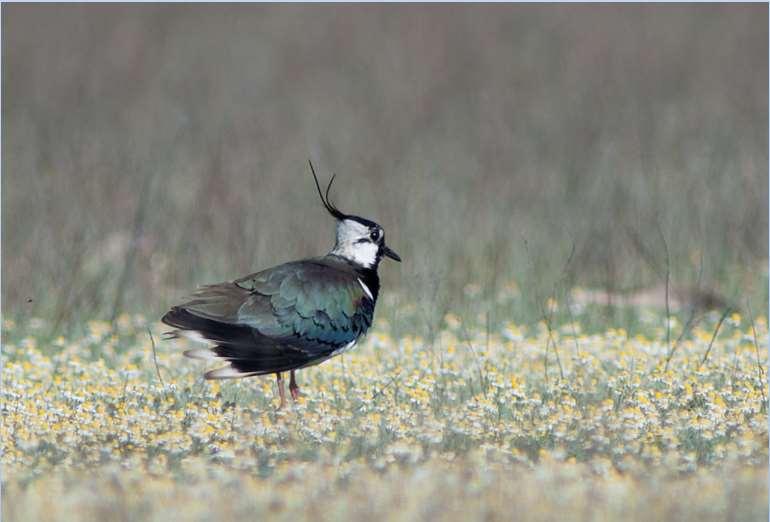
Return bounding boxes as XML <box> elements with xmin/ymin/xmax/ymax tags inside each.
<box><xmin>350</xmin><ymin>242</ymin><xmax>379</xmax><ymax>268</ymax></box>
<box><xmin>331</xmin><ymin>239</ymin><xmax>379</xmax><ymax>268</ymax></box>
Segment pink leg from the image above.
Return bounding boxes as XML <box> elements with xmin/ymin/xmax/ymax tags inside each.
<box><xmin>276</xmin><ymin>372</ymin><xmax>286</xmax><ymax>409</ymax></box>
<box><xmin>289</xmin><ymin>370</ymin><xmax>301</xmax><ymax>401</ymax></box>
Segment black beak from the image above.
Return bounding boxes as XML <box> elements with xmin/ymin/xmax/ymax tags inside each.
<box><xmin>383</xmin><ymin>244</ymin><xmax>401</xmax><ymax>262</ymax></box>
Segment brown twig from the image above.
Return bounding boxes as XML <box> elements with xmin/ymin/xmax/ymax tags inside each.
<box><xmin>148</xmin><ymin>328</ymin><xmax>167</xmax><ymax>398</ymax></box>
<box><xmin>655</xmin><ymin>221</ymin><xmax>672</xmax><ymax>365</ymax></box>
<box><xmin>460</xmin><ymin>321</ymin><xmax>488</xmax><ymax>398</ymax></box>
<box><xmin>665</xmin><ymin>309</ymin><xmax>704</xmax><ymax>371</ymax></box>
<box><xmin>522</xmin><ymin>238</ymin><xmax>567</xmax><ymax>383</ymax></box>
<box><xmin>543</xmin><ymin>311</ymin><xmax>564</xmax><ymax>380</ymax></box>
<box><xmin>699</xmin><ymin>307</ymin><xmax>732</xmax><ymax>368</ymax></box>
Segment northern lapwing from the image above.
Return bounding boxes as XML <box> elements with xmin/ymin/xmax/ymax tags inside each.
<box><xmin>161</xmin><ymin>162</ymin><xmax>400</xmax><ymax>408</ymax></box>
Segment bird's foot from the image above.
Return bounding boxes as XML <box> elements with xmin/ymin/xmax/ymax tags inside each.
<box><xmin>289</xmin><ymin>370</ymin><xmax>302</xmax><ymax>402</ymax></box>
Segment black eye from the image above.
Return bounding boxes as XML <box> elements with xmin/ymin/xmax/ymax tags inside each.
<box><xmin>369</xmin><ymin>229</ymin><xmax>381</xmax><ymax>241</ymax></box>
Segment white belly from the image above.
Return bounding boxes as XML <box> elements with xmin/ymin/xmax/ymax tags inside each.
<box><xmin>333</xmin><ymin>339</ymin><xmax>358</xmax><ymax>356</ymax></box>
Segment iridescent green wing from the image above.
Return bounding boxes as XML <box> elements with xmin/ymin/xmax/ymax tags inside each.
<box><xmin>234</xmin><ymin>258</ymin><xmax>375</xmax><ymax>350</ymax></box>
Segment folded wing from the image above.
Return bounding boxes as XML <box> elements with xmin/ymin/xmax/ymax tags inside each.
<box><xmin>162</xmin><ymin>258</ymin><xmax>374</xmax><ymax>378</ymax></box>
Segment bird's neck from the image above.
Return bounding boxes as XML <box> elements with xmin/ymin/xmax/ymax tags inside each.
<box><xmin>355</xmin><ymin>265</ymin><xmax>381</xmax><ymax>303</ymax></box>
<box><xmin>327</xmin><ymin>253</ymin><xmax>381</xmax><ymax>302</ymax></box>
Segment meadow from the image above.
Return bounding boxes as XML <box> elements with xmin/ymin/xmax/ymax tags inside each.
<box><xmin>2</xmin><ymin>296</ymin><xmax>768</xmax><ymax>520</ymax></box>
<box><xmin>3</xmin><ymin>5</ymin><xmax>768</xmax><ymax>521</ymax></box>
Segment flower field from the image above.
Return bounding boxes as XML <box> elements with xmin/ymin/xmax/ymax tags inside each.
<box><xmin>2</xmin><ymin>306</ymin><xmax>767</xmax><ymax>521</ymax></box>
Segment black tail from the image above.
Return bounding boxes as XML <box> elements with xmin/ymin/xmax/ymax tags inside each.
<box><xmin>162</xmin><ymin>307</ymin><xmax>312</xmax><ymax>377</ymax></box>
<box><xmin>162</xmin><ymin>307</ymin><xmax>258</xmax><ymax>349</ymax></box>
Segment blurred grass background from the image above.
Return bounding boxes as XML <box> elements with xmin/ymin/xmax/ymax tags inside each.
<box><xmin>3</xmin><ymin>5</ymin><xmax>767</xmax><ymax>336</ymax></box>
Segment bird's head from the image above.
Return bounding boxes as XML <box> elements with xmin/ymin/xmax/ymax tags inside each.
<box><xmin>309</xmin><ymin>161</ymin><xmax>401</xmax><ymax>270</ymax></box>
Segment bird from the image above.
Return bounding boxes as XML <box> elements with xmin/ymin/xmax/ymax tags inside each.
<box><xmin>161</xmin><ymin>161</ymin><xmax>401</xmax><ymax>408</ymax></box>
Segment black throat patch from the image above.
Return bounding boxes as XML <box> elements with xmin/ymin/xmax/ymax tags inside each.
<box><xmin>355</xmin><ymin>265</ymin><xmax>381</xmax><ymax>303</ymax></box>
